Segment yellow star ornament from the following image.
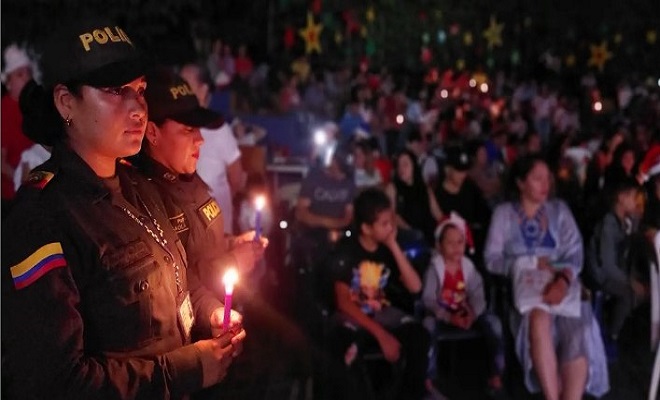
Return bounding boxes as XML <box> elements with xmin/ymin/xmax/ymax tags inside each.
<box><xmin>483</xmin><ymin>16</ymin><xmax>504</xmax><ymax>49</ymax></box>
<box><xmin>647</xmin><ymin>30</ymin><xmax>657</xmax><ymax>45</ymax></box>
<box><xmin>588</xmin><ymin>41</ymin><xmax>612</xmax><ymax>72</ymax></box>
<box><xmin>299</xmin><ymin>12</ymin><xmax>323</xmax><ymax>54</ymax></box>
<box><xmin>366</xmin><ymin>7</ymin><xmax>375</xmax><ymax>23</ymax></box>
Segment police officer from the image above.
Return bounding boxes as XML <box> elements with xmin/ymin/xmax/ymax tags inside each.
<box><xmin>134</xmin><ymin>67</ymin><xmax>267</xmax><ymax>298</ymax></box>
<box><xmin>2</xmin><ymin>18</ymin><xmax>245</xmax><ymax>399</ymax></box>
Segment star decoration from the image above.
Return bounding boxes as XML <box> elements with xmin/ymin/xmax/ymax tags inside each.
<box><xmin>299</xmin><ymin>12</ymin><xmax>324</xmax><ymax>54</ymax></box>
<box><xmin>647</xmin><ymin>30</ymin><xmax>657</xmax><ymax>45</ymax></box>
<box><xmin>565</xmin><ymin>54</ymin><xmax>576</xmax><ymax>67</ymax></box>
<box><xmin>463</xmin><ymin>32</ymin><xmax>473</xmax><ymax>46</ymax></box>
<box><xmin>334</xmin><ymin>30</ymin><xmax>343</xmax><ymax>44</ymax></box>
<box><xmin>511</xmin><ymin>50</ymin><xmax>520</xmax><ymax>65</ymax></box>
<box><xmin>588</xmin><ymin>41</ymin><xmax>612</xmax><ymax>72</ymax></box>
<box><xmin>483</xmin><ymin>16</ymin><xmax>504</xmax><ymax>49</ymax></box>
<box><xmin>366</xmin><ymin>6</ymin><xmax>375</xmax><ymax>23</ymax></box>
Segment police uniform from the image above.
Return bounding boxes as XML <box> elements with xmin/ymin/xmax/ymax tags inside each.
<box><xmin>133</xmin><ymin>155</ymin><xmax>233</xmax><ymax>297</ymax></box>
<box><xmin>1</xmin><ymin>145</ymin><xmax>222</xmax><ymax>399</ymax></box>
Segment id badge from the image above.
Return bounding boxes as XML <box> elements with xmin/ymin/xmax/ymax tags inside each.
<box><xmin>179</xmin><ymin>292</ymin><xmax>195</xmax><ymax>340</ymax></box>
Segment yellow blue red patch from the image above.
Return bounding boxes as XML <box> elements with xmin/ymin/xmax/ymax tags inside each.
<box><xmin>10</xmin><ymin>242</ymin><xmax>67</xmax><ymax>289</ymax></box>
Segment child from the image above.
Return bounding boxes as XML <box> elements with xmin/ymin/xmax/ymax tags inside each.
<box><xmin>422</xmin><ymin>213</ymin><xmax>505</xmax><ymax>395</ymax></box>
<box><xmin>330</xmin><ymin>188</ymin><xmax>432</xmax><ymax>400</ymax></box>
<box><xmin>587</xmin><ymin>177</ymin><xmax>648</xmax><ymax>341</ymax></box>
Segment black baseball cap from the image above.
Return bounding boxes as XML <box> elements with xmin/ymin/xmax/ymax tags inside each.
<box><xmin>40</xmin><ymin>18</ymin><xmax>146</xmax><ymax>88</ymax></box>
<box><xmin>445</xmin><ymin>145</ymin><xmax>472</xmax><ymax>171</ymax></box>
<box><xmin>145</xmin><ymin>67</ymin><xmax>222</xmax><ymax>128</ymax></box>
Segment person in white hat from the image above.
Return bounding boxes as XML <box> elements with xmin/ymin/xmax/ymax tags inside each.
<box><xmin>1</xmin><ymin>43</ymin><xmax>35</xmax><ymax>205</ymax></box>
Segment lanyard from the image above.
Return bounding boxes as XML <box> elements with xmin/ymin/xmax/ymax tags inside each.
<box><xmin>119</xmin><ymin>198</ymin><xmax>183</xmax><ymax>294</ymax></box>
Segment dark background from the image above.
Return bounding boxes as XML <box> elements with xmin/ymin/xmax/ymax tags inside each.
<box><xmin>2</xmin><ymin>0</ymin><xmax>659</xmax><ymax>81</ymax></box>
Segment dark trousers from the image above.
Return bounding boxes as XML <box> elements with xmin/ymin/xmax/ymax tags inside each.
<box><xmin>330</xmin><ymin>308</ymin><xmax>430</xmax><ymax>400</ymax></box>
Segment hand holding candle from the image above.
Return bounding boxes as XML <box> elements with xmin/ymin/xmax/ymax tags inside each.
<box><xmin>222</xmin><ymin>268</ymin><xmax>239</xmax><ymax>332</ymax></box>
<box><xmin>254</xmin><ymin>195</ymin><xmax>265</xmax><ymax>242</ymax></box>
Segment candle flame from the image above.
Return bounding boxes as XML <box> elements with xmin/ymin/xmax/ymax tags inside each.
<box><xmin>255</xmin><ymin>195</ymin><xmax>266</xmax><ymax>211</ymax></box>
<box><xmin>222</xmin><ymin>268</ymin><xmax>239</xmax><ymax>293</ymax></box>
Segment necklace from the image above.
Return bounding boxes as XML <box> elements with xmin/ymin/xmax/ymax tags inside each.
<box><xmin>120</xmin><ymin>205</ymin><xmax>183</xmax><ymax>294</ymax></box>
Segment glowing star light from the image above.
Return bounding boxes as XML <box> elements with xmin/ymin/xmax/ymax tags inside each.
<box><xmin>588</xmin><ymin>41</ymin><xmax>612</xmax><ymax>72</ymax></box>
<box><xmin>483</xmin><ymin>16</ymin><xmax>504</xmax><ymax>49</ymax></box>
<box><xmin>299</xmin><ymin>12</ymin><xmax>324</xmax><ymax>54</ymax></box>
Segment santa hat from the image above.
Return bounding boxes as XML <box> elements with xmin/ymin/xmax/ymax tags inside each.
<box><xmin>434</xmin><ymin>212</ymin><xmax>475</xmax><ymax>254</ymax></box>
<box><xmin>638</xmin><ymin>144</ymin><xmax>660</xmax><ymax>182</ymax></box>
<box><xmin>1</xmin><ymin>44</ymin><xmax>32</xmax><ymax>83</ymax></box>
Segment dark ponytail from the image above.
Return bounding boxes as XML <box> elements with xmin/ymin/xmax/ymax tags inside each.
<box><xmin>19</xmin><ymin>79</ymin><xmax>66</xmax><ymax>146</ymax></box>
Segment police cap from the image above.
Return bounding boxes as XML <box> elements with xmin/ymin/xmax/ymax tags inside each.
<box><xmin>40</xmin><ymin>17</ymin><xmax>145</xmax><ymax>88</ymax></box>
<box><xmin>145</xmin><ymin>67</ymin><xmax>222</xmax><ymax>128</ymax></box>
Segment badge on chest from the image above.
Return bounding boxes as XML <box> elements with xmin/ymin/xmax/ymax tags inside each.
<box><xmin>179</xmin><ymin>292</ymin><xmax>195</xmax><ymax>340</ymax></box>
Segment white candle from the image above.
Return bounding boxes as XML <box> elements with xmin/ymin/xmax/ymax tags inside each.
<box><xmin>254</xmin><ymin>195</ymin><xmax>265</xmax><ymax>241</ymax></box>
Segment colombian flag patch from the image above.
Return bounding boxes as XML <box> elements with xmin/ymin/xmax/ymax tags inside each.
<box><xmin>10</xmin><ymin>243</ymin><xmax>67</xmax><ymax>290</ymax></box>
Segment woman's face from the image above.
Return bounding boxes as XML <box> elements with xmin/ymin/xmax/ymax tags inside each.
<box><xmin>68</xmin><ymin>77</ymin><xmax>147</xmax><ymax>160</ymax></box>
<box><xmin>517</xmin><ymin>161</ymin><xmax>551</xmax><ymax>204</ymax></box>
<box><xmin>397</xmin><ymin>153</ymin><xmax>414</xmax><ymax>182</ymax></box>
<box><xmin>621</xmin><ymin>150</ymin><xmax>635</xmax><ymax>174</ymax></box>
<box><xmin>151</xmin><ymin>120</ymin><xmax>204</xmax><ymax>175</ymax></box>
<box><xmin>475</xmin><ymin>146</ymin><xmax>488</xmax><ymax>166</ymax></box>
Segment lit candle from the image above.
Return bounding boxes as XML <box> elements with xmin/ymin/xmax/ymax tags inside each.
<box><xmin>254</xmin><ymin>195</ymin><xmax>265</xmax><ymax>242</ymax></box>
<box><xmin>222</xmin><ymin>268</ymin><xmax>238</xmax><ymax>332</ymax></box>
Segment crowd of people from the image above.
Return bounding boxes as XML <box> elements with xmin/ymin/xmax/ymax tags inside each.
<box><xmin>1</xmin><ymin>13</ymin><xmax>659</xmax><ymax>400</ymax></box>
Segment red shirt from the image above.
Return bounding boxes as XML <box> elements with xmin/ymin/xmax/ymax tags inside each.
<box><xmin>234</xmin><ymin>56</ymin><xmax>253</xmax><ymax>80</ymax></box>
<box><xmin>439</xmin><ymin>267</ymin><xmax>466</xmax><ymax>312</ymax></box>
<box><xmin>1</xmin><ymin>94</ymin><xmax>33</xmax><ymax>199</ymax></box>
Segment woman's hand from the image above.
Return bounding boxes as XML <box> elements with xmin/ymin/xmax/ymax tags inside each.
<box><xmin>209</xmin><ymin>307</ymin><xmax>243</xmax><ymax>338</ymax></box>
<box><xmin>542</xmin><ymin>278</ymin><xmax>568</xmax><ymax>305</ymax></box>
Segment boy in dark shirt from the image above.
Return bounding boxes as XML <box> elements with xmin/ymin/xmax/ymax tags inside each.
<box><xmin>330</xmin><ymin>188</ymin><xmax>431</xmax><ymax>400</ymax></box>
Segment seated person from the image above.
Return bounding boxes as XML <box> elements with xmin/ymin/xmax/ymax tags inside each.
<box><xmin>294</xmin><ymin>147</ymin><xmax>356</xmax><ymax>258</ymax></box>
<box><xmin>353</xmin><ymin>139</ymin><xmax>383</xmax><ymax>190</ymax></box>
<box><xmin>330</xmin><ymin>188</ymin><xmax>431</xmax><ymax>400</ymax></box>
<box><xmin>422</xmin><ymin>214</ymin><xmax>505</xmax><ymax>395</ymax></box>
<box><xmin>587</xmin><ymin>178</ymin><xmax>649</xmax><ymax>340</ymax></box>
<box><xmin>385</xmin><ymin>149</ymin><xmax>444</xmax><ymax>245</ymax></box>
<box><xmin>435</xmin><ymin>144</ymin><xmax>491</xmax><ymax>267</ymax></box>
<box><xmin>484</xmin><ymin>155</ymin><xmax>609</xmax><ymax>400</ymax></box>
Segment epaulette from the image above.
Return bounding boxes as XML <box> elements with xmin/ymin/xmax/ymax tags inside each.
<box><xmin>24</xmin><ymin>170</ymin><xmax>55</xmax><ymax>190</ymax></box>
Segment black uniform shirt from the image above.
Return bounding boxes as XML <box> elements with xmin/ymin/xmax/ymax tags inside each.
<box><xmin>134</xmin><ymin>156</ymin><xmax>234</xmax><ymax>296</ymax></box>
<box><xmin>1</xmin><ymin>145</ymin><xmax>217</xmax><ymax>400</ymax></box>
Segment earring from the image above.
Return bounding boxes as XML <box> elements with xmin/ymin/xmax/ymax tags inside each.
<box><xmin>65</xmin><ymin>116</ymin><xmax>72</xmax><ymax>127</ymax></box>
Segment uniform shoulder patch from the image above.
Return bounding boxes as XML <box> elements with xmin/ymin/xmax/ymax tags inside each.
<box><xmin>197</xmin><ymin>198</ymin><xmax>222</xmax><ymax>228</ymax></box>
<box><xmin>25</xmin><ymin>171</ymin><xmax>55</xmax><ymax>190</ymax></box>
<box><xmin>10</xmin><ymin>242</ymin><xmax>67</xmax><ymax>290</ymax></box>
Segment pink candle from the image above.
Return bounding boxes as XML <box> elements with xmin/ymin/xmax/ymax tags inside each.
<box><xmin>222</xmin><ymin>268</ymin><xmax>238</xmax><ymax>332</ymax></box>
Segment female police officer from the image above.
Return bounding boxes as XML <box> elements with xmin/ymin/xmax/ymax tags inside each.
<box><xmin>133</xmin><ymin>67</ymin><xmax>266</xmax><ymax>300</ymax></box>
<box><xmin>1</xmin><ymin>18</ymin><xmax>245</xmax><ymax>399</ymax></box>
